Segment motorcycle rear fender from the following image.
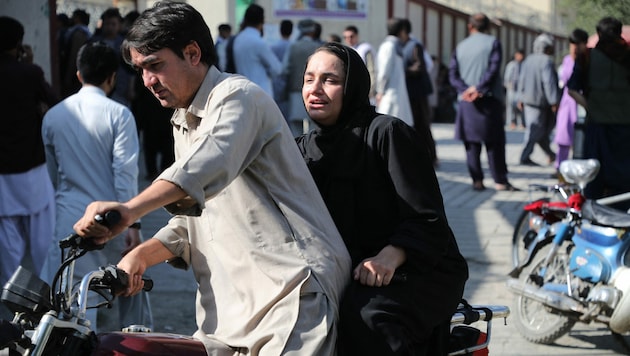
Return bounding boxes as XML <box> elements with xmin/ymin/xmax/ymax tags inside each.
<box><xmin>509</xmin><ymin>226</ymin><xmax>553</xmax><ymax>278</ymax></box>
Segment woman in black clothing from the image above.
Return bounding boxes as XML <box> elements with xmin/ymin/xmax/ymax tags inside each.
<box><xmin>296</xmin><ymin>42</ymin><xmax>469</xmax><ymax>355</ymax></box>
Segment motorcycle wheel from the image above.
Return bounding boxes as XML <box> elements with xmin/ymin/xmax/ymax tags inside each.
<box><xmin>513</xmin><ymin>244</ymin><xmax>576</xmax><ymax>344</ymax></box>
<box><xmin>511</xmin><ymin>209</ymin><xmax>539</xmax><ymax>268</ymax></box>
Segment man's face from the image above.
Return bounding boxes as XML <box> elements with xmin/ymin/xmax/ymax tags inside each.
<box><xmin>101</xmin><ymin>17</ymin><xmax>121</xmax><ymax>39</ymax></box>
<box><xmin>302</xmin><ymin>51</ymin><xmax>345</xmax><ymax>127</ymax></box>
<box><xmin>219</xmin><ymin>29</ymin><xmax>231</xmax><ymax>40</ymax></box>
<box><xmin>515</xmin><ymin>52</ymin><xmax>524</xmax><ymax>62</ymax></box>
<box><xmin>130</xmin><ymin>45</ymin><xmax>200</xmax><ymax>109</ymax></box>
<box><xmin>398</xmin><ymin>30</ymin><xmax>410</xmax><ymax>44</ymax></box>
<box><xmin>343</xmin><ymin>30</ymin><xmax>358</xmax><ymax>47</ymax></box>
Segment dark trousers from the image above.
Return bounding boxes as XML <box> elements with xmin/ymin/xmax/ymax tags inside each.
<box><xmin>583</xmin><ymin>123</ymin><xmax>630</xmax><ymax>211</ymax></box>
<box><xmin>410</xmin><ymin>96</ymin><xmax>437</xmax><ymax>165</ymax></box>
<box><xmin>520</xmin><ymin>105</ymin><xmax>555</xmax><ymax>162</ymax></box>
<box><xmin>143</xmin><ymin>122</ymin><xmax>174</xmax><ymax>179</ymax></box>
<box><xmin>337</xmin><ymin>279</ymin><xmax>451</xmax><ymax>356</ymax></box>
<box><xmin>464</xmin><ymin>140</ymin><xmax>508</xmax><ymax>184</ymax></box>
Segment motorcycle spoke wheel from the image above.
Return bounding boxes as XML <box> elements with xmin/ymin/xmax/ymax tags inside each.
<box><xmin>513</xmin><ymin>244</ymin><xmax>576</xmax><ymax>344</ymax></box>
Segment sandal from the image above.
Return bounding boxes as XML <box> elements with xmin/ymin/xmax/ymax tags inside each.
<box><xmin>472</xmin><ymin>181</ymin><xmax>486</xmax><ymax>191</ymax></box>
<box><xmin>495</xmin><ymin>183</ymin><xmax>520</xmax><ymax>191</ymax></box>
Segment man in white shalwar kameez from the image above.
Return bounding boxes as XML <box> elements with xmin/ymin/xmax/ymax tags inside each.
<box><xmin>376</xmin><ymin>18</ymin><xmax>413</xmax><ymax>127</ymax></box>
<box><xmin>73</xmin><ymin>3</ymin><xmax>351</xmax><ymax>355</ymax></box>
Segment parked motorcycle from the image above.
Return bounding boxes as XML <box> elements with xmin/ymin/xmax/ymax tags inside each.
<box><xmin>507</xmin><ymin>159</ymin><xmax>630</xmax><ymax>350</ymax></box>
<box><xmin>0</xmin><ymin>212</ymin><xmax>509</xmax><ymax>355</ymax></box>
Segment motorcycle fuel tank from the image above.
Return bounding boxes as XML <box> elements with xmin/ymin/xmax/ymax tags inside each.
<box><xmin>95</xmin><ymin>332</ymin><xmax>207</xmax><ymax>355</ymax></box>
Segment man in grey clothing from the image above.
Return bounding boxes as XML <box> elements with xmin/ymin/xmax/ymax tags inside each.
<box><xmin>282</xmin><ymin>18</ymin><xmax>320</xmax><ymax>136</ymax></box>
<box><xmin>517</xmin><ymin>33</ymin><xmax>560</xmax><ymax>166</ymax></box>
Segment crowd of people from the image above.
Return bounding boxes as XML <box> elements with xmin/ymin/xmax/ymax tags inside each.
<box><xmin>1</xmin><ymin>1</ymin><xmax>629</xmax><ymax>354</ymax></box>
<box><xmin>495</xmin><ymin>15</ymin><xmax>630</xmax><ymax>212</ymax></box>
<box><xmin>217</xmin><ymin>5</ymin><xmax>454</xmax><ymax>146</ymax></box>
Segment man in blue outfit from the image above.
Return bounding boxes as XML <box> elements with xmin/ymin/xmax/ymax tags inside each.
<box><xmin>228</xmin><ymin>4</ymin><xmax>282</xmax><ymax>97</ymax></box>
<box><xmin>41</xmin><ymin>42</ymin><xmax>152</xmax><ymax>332</ymax></box>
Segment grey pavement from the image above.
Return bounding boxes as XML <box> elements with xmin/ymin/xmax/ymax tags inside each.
<box><xmin>135</xmin><ymin>123</ymin><xmax>627</xmax><ymax>355</ymax></box>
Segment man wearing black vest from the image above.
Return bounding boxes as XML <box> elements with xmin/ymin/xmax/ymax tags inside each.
<box><xmin>568</xmin><ymin>16</ymin><xmax>630</xmax><ymax>211</ymax></box>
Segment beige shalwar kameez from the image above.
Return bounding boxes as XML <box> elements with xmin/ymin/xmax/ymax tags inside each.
<box><xmin>153</xmin><ymin>66</ymin><xmax>351</xmax><ymax>355</ymax></box>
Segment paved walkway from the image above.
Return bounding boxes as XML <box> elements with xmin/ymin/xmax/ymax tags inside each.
<box><xmin>134</xmin><ymin>123</ymin><xmax>627</xmax><ymax>355</ymax></box>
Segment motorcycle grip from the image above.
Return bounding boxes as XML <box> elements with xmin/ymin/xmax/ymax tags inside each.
<box><xmin>102</xmin><ymin>265</ymin><xmax>154</xmax><ymax>292</ymax></box>
<box><xmin>60</xmin><ymin>210</ymin><xmax>122</xmax><ymax>250</ymax></box>
<box><xmin>94</xmin><ymin>210</ymin><xmax>122</xmax><ymax>228</ymax></box>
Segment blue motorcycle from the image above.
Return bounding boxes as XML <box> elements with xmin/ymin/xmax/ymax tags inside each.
<box><xmin>507</xmin><ymin>159</ymin><xmax>630</xmax><ymax>348</ymax></box>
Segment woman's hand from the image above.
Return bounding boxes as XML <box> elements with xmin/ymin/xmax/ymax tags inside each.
<box><xmin>353</xmin><ymin>245</ymin><xmax>407</xmax><ymax>287</ymax></box>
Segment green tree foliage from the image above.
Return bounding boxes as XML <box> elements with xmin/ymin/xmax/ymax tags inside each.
<box><xmin>558</xmin><ymin>0</ymin><xmax>630</xmax><ymax>34</ymax></box>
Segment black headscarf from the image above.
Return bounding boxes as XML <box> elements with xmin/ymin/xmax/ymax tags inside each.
<box><xmin>297</xmin><ymin>42</ymin><xmax>379</xmax><ymax>183</ymax></box>
<box><xmin>314</xmin><ymin>42</ymin><xmax>376</xmax><ymax>131</ymax></box>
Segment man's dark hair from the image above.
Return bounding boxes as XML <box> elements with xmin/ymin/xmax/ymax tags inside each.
<box><xmin>596</xmin><ymin>17</ymin><xmax>622</xmax><ymax>42</ymax></box>
<box><xmin>122</xmin><ymin>1</ymin><xmax>217</xmax><ymax>68</ymax></box>
<box><xmin>0</xmin><ymin>16</ymin><xmax>24</xmax><ymax>52</ymax></box>
<box><xmin>77</xmin><ymin>42</ymin><xmax>118</xmax><ymax>85</ymax></box>
<box><xmin>569</xmin><ymin>28</ymin><xmax>588</xmax><ymax>44</ymax></box>
<box><xmin>57</xmin><ymin>13</ymin><xmax>71</xmax><ymax>27</ymax></box>
<box><xmin>401</xmin><ymin>19</ymin><xmax>412</xmax><ymax>34</ymax></box>
<box><xmin>100</xmin><ymin>7</ymin><xmax>122</xmax><ymax>22</ymax></box>
<box><xmin>344</xmin><ymin>25</ymin><xmax>359</xmax><ymax>34</ymax></box>
<box><xmin>72</xmin><ymin>9</ymin><xmax>90</xmax><ymax>26</ymax></box>
<box><xmin>280</xmin><ymin>20</ymin><xmax>293</xmax><ymax>37</ymax></box>
<box><xmin>243</xmin><ymin>4</ymin><xmax>264</xmax><ymax>27</ymax></box>
<box><xmin>218</xmin><ymin>23</ymin><xmax>231</xmax><ymax>33</ymax></box>
<box><xmin>124</xmin><ymin>10</ymin><xmax>140</xmax><ymax>24</ymax></box>
<box><xmin>469</xmin><ymin>13</ymin><xmax>490</xmax><ymax>33</ymax></box>
<box><xmin>314</xmin><ymin>22</ymin><xmax>322</xmax><ymax>40</ymax></box>
<box><xmin>387</xmin><ymin>18</ymin><xmax>406</xmax><ymax>36</ymax></box>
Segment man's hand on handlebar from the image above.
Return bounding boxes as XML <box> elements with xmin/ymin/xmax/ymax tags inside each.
<box><xmin>73</xmin><ymin>201</ymin><xmax>136</xmax><ymax>245</ymax></box>
<box><xmin>117</xmin><ymin>243</ymin><xmax>151</xmax><ymax>296</ymax></box>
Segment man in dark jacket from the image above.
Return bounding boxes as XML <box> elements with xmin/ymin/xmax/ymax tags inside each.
<box><xmin>0</xmin><ymin>16</ymin><xmax>58</xmax><ymax>302</ymax></box>
<box><xmin>568</xmin><ymin>16</ymin><xmax>630</xmax><ymax>211</ymax></box>
<box><xmin>401</xmin><ymin>19</ymin><xmax>438</xmax><ymax>166</ymax></box>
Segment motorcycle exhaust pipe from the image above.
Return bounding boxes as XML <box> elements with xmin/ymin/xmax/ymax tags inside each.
<box><xmin>506</xmin><ymin>278</ymin><xmax>586</xmax><ymax>314</ymax></box>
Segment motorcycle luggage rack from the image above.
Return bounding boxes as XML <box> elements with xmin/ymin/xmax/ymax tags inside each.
<box><xmin>448</xmin><ymin>300</ymin><xmax>510</xmax><ymax>355</ymax></box>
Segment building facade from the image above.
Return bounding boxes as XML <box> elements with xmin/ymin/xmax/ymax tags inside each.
<box><xmin>1</xmin><ymin>0</ymin><xmax>566</xmax><ymax>94</ymax></box>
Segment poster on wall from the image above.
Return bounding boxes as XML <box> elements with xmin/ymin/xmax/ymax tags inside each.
<box><xmin>273</xmin><ymin>0</ymin><xmax>368</xmax><ymax>19</ymax></box>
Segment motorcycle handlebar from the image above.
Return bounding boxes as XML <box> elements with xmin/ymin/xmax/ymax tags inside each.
<box><xmin>59</xmin><ymin>211</ymin><xmax>122</xmax><ymax>250</ymax></box>
<box><xmin>101</xmin><ymin>265</ymin><xmax>153</xmax><ymax>292</ymax></box>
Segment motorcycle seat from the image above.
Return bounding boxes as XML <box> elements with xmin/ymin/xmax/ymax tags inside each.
<box><xmin>581</xmin><ymin>200</ymin><xmax>630</xmax><ymax>229</ymax></box>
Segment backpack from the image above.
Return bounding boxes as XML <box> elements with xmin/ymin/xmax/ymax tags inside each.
<box><xmin>224</xmin><ymin>34</ymin><xmax>238</xmax><ymax>74</ymax></box>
